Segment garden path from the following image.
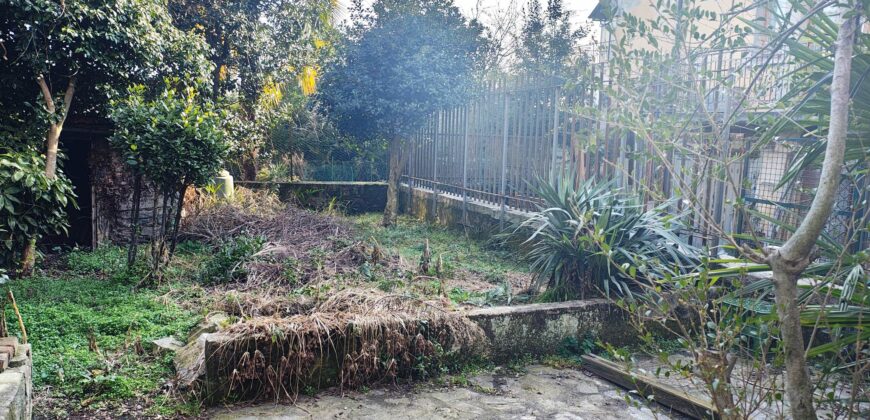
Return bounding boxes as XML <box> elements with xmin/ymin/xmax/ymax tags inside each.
<box><xmin>211</xmin><ymin>365</ymin><xmax>676</xmax><ymax>419</ymax></box>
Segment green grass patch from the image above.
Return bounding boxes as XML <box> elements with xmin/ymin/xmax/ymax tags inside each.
<box><xmin>6</xmin><ymin>247</ymin><xmax>200</xmax><ymax>413</ymax></box>
<box><xmin>349</xmin><ymin>213</ymin><xmax>527</xmax><ymax>279</ymax></box>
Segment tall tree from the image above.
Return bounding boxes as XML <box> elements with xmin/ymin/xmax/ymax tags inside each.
<box><xmin>759</xmin><ymin>2</ymin><xmax>862</xmax><ymax>417</ymax></box>
<box><xmin>167</xmin><ymin>0</ymin><xmax>335</xmax><ymax>180</ymax></box>
<box><xmin>0</xmin><ymin>0</ymin><xmax>211</xmax><ymax>168</ymax></box>
<box><xmin>593</xmin><ymin>0</ymin><xmax>865</xmax><ymax>416</ymax></box>
<box><xmin>321</xmin><ymin>0</ymin><xmax>490</xmax><ymax>226</ymax></box>
<box><xmin>0</xmin><ymin>0</ymin><xmax>211</xmax><ymax>273</ymax></box>
<box><xmin>517</xmin><ymin>0</ymin><xmax>586</xmax><ymax>75</ymax></box>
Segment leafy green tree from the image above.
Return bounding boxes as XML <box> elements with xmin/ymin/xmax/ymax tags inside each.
<box><xmin>321</xmin><ymin>0</ymin><xmax>491</xmax><ymax>226</ymax></box>
<box><xmin>109</xmin><ymin>82</ymin><xmax>229</xmax><ymax>274</ymax></box>
<box><xmin>750</xmin><ymin>3</ymin><xmax>862</xmax><ymax>417</ymax></box>
<box><xmin>0</xmin><ymin>149</ymin><xmax>76</xmax><ymax>273</ymax></box>
<box><xmin>167</xmin><ymin>0</ymin><xmax>336</xmax><ymax>179</ymax></box>
<box><xmin>0</xmin><ymin>0</ymin><xmax>211</xmax><ymax>173</ymax></box>
<box><xmin>592</xmin><ymin>0</ymin><xmax>865</xmax><ymax>417</ymax></box>
<box><xmin>517</xmin><ymin>0</ymin><xmax>587</xmax><ymax>75</ymax></box>
<box><xmin>0</xmin><ymin>0</ymin><xmax>211</xmax><ymax>273</ymax></box>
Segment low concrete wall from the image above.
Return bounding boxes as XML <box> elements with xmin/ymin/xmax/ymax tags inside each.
<box><xmin>239</xmin><ymin>181</ymin><xmax>387</xmax><ymax>214</ymax></box>
<box><xmin>0</xmin><ymin>338</ymin><xmax>32</xmax><ymax>420</ymax></box>
<box><xmin>467</xmin><ymin>300</ymin><xmax>635</xmax><ymax>361</ymax></box>
<box><xmin>200</xmin><ymin>299</ymin><xmax>636</xmax><ymax>403</ymax></box>
<box><xmin>398</xmin><ymin>185</ymin><xmax>527</xmax><ymax>236</ymax></box>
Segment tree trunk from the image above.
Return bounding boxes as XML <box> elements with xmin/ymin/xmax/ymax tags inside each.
<box><xmin>698</xmin><ymin>350</ymin><xmax>738</xmax><ymax>419</ymax></box>
<box><xmin>154</xmin><ymin>190</ymin><xmax>174</xmax><ymax>273</ymax></box>
<box><xmin>18</xmin><ymin>239</ymin><xmax>36</xmax><ymax>277</ymax></box>
<box><xmin>382</xmin><ymin>137</ymin><xmax>405</xmax><ymax>227</ymax></box>
<box><xmin>241</xmin><ymin>152</ymin><xmax>258</xmax><ymax>181</ymax></box>
<box><xmin>770</xmin><ymin>261</ymin><xmax>816</xmax><ymax>419</ymax></box>
<box><xmin>127</xmin><ymin>173</ymin><xmax>143</xmax><ymax>267</ymax></box>
<box><xmin>44</xmin><ymin>123</ymin><xmax>62</xmax><ymax>178</ymax></box>
<box><xmin>166</xmin><ymin>185</ymin><xmax>188</xmax><ymax>263</ymax></box>
<box><xmin>19</xmin><ymin>121</ymin><xmax>63</xmax><ymax>276</ymax></box>
<box><xmin>20</xmin><ymin>76</ymin><xmax>77</xmax><ymax>275</ymax></box>
<box><xmin>38</xmin><ymin>76</ymin><xmax>76</xmax><ymax>179</ymax></box>
<box><xmin>766</xmin><ymin>5</ymin><xmax>860</xmax><ymax>419</ymax></box>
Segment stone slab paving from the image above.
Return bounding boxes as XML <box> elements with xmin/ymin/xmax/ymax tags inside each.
<box><xmin>211</xmin><ymin>365</ymin><xmax>681</xmax><ymax>420</ymax></box>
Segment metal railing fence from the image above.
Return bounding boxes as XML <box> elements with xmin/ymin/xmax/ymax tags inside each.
<box><xmin>401</xmin><ymin>52</ymin><xmax>865</xmax><ymax>252</ymax></box>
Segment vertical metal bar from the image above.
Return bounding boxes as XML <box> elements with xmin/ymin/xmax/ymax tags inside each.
<box><xmin>550</xmin><ymin>86</ymin><xmax>560</xmax><ymax>182</ymax></box>
<box><xmin>462</xmin><ymin>104</ymin><xmax>470</xmax><ymax>223</ymax></box>
<box><xmin>712</xmin><ymin>65</ymin><xmax>732</xmax><ymax>253</ymax></box>
<box><xmin>406</xmin><ymin>129</ymin><xmax>415</xmax><ymax>213</ymax></box>
<box><xmin>708</xmin><ymin>50</ymin><xmax>729</xmax><ymax>252</ymax></box>
<box><xmin>734</xmin><ymin>136</ymin><xmax>751</xmax><ymax>244</ymax></box>
<box><xmin>499</xmin><ymin>88</ymin><xmax>510</xmax><ymax>226</ymax></box>
<box><xmin>432</xmin><ymin>110</ymin><xmax>441</xmax><ymax>217</ymax></box>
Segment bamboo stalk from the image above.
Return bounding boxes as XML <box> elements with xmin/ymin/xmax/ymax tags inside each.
<box><xmin>7</xmin><ymin>290</ymin><xmax>26</xmax><ymax>344</ymax></box>
<box><xmin>0</xmin><ymin>301</ymin><xmax>7</xmax><ymax>338</ymax></box>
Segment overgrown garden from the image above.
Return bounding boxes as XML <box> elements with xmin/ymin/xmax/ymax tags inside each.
<box><xmin>0</xmin><ymin>0</ymin><xmax>868</xmax><ymax>418</ymax></box>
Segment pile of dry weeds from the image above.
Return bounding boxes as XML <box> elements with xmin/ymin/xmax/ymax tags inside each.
<box><xmin>212</xmin><ymin>289</ymin><xmax>487</xmax><ymax>401</ymax></box>
<box><xmin>182</xmin><ymin>187</ymin><xmax>398</xmax><ymax>290</ymax></box>
<box><xmin>179</xmin><ymin>189</ymin><xmax>487</xmax><ymax>401</ymax></box>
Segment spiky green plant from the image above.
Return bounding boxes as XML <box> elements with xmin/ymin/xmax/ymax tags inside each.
<box><xmin>508</xmin><ymin>175</ymin><xmax>700</xmax><ymax>301</ymax></box>
<box><xmin>744</xmin><ymin>0</ymin><xmax>870</xmax><ymax>187</ymax></box>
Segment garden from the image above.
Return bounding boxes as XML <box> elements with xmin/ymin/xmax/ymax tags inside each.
<box><xmin>18</xmin><ymin>191</ymin><xmax>533</xmax><ymax>417</ymax></box>
<box><xmin>1</xmin><ymin>0</ymin><xmax>868</xmax><ymax>419</ymax></box>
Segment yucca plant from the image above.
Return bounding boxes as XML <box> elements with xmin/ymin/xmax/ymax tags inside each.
<box><xmin>508</xmin><ymin>174</ymin><xmax>700</xmax><ymax>301</ymax></box>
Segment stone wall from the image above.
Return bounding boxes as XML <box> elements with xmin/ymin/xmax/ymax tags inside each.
<box><xmin>398</xmin><ymin>185</ymin><xmax>527</xmax><ymax>237</ymax></box>
<box><xmin>0</xmin><ymin>338</ymin><xmax>32</xmax><ymax>420</ymax></box>
<box><xmin>90</xmin><ymin>138</ymin><xmax>167</xmax><ymax>247</ymax></box>
<box><xmin>199</xmin><ymin>300</ymin><xmax>637</xmax><ymax>404</ymax></box>
<box><xmin>239</xmin><ymin>181</ymin><xmax>388</xmax><ymax>214</ymax></box>
<box><xmin>466</xmin><ymin>300</ymin><xmax>636</xmax><ymax>361</ymax></box>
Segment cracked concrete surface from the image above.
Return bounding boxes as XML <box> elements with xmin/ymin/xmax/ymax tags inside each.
<box><xmin>211</xmin><ymin>365</ymin><xmax>679</xmax><ymax>419</ymax></box>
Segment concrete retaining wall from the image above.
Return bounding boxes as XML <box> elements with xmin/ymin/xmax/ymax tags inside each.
<box><xmin>0</xmin><ymin>338</ymin><xmax>32</xmax><ymax>420</ymax></box>
<box><xmin>200</xmin><ymin>300</ymin><xmax>635</xmax><ymax>403</ymax></box>
<box><xmin>398</xmin><ymin>185</ymin><xmax>527</xmax><ymax>236</ymax></box>
<box><xmin>238</xmin><ymin>181</ymin><xmax>387</xmax><ymax>214</ymax></box>
<box><xmin>466</xmin><ymin>300</ymin><xmax>636</xmax><ymax>361</ymax></box>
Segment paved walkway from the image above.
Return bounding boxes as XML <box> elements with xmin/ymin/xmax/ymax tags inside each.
<box><xmin>211</xmin><ymin>365</ymin><xmax>677</xmax><ymax>419</ymax></box>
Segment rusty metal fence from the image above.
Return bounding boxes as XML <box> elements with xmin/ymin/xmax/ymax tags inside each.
<box><xmin>403</xmin><ymin>76</ymin><xmax>585</xmax><ymax>214</ymax></box>
<box><xmin>400</xmin><ymin>54</ymin><xmax>866</xmax><ymax>252</ymax></box>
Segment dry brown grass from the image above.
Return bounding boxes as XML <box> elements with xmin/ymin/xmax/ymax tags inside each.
<box><xmin>180</xmin><ymin>189</ymin><xmax>489</xmax><ymax>401</ymax></box>
<box><xmin>212</xmin><ymin>289</ymin><xmax>487</xmax><ymax>401</ymax></box>
<box><xmin>182</xmin><ymin>187</ymin><xmax>403</xmax><ymax>290</ymax></box>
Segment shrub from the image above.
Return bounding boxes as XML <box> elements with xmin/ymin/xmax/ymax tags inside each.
<box><xmin>509</xmin><ymin>175</ymin><xmax>699</xmax><ymax>300</ymax></box>
<box><xmin>109</xmin><ymin>81</ymin><xmax>229</xmax><ymax>273</ymax></box>
<box><xmin>0</xmin><ymin>150</ymin><xmax>76</xmax><ymax>271</ymax></box>
<box><xmin>198</xmin><ymin>236</ymin><xmax>265</xmax><ymax>285</ymax></box>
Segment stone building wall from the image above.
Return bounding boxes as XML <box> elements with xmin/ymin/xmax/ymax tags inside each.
<box><xmin>89</xmin><ymin>138</ymin><xmax>167</xmax><ymax>247</ymax></box>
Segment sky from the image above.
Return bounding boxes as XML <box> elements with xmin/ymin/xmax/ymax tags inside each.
<box><xmin>451</xmin><ymin>0</ymin><xmax>599</xmax><ymax>22</ymax></box>
<box><xmin>339</xmin><ymin>0</ymin><xmax>601</xmax><ymax>29</ymax></box>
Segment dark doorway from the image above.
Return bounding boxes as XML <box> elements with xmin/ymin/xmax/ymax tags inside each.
<box><xmin>43</xmin><ymin>130</ymin><xmax>95</xmax><ymax>248</ymax></box>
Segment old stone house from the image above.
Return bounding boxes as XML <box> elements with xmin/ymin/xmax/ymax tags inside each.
<box><xmin>54</xmin><ymin>117</ymin><xmax>167</xmax><ymax>248</ymax></box>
